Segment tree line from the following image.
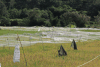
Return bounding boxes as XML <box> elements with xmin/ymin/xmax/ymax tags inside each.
<box><xmin>0</xmin><ymin>0</ymin><xmax>100</xmax><ymax>27</ymax></box>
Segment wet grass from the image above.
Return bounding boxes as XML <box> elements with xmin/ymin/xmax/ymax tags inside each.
<box><xmin>0</xmin><ymin>40</ymin><xmax>100</xmax><ymax>67</ymax></box>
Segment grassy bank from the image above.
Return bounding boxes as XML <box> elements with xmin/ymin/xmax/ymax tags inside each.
<box><xmin>0</xmin><ymin>40</ymin><xmax>100</xmax><ymax>67</ymax></box>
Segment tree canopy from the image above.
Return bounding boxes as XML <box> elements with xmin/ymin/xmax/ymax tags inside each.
<box><xmin>0</xmin><ymin>0</ymin><xmax>100</xmax><ymax>27</ymax></box>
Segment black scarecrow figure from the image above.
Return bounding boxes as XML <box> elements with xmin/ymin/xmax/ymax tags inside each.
<box><xmin>58</xmin><ymin>45</ymin><xmax>67</xmax><ymax>56</ymax></box>
<box><xmin>71</xmin><ymin>39</ymin><xmax>77</xmax><ymax>50</ymax></box>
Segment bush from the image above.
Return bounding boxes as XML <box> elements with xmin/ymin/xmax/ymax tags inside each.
<box><xmin>56</xmin><ymin>20</ymin><xmax>61</xmax><ymax>27</ymax></box>
<box><xmin>51</xmin><ymin>16</ymin><xmax>59</xmax><ymax>26</ymax></box>
<box><xmin>18</xmin><ymin>18</ymin><xmax>30</xmax><ymax>26</ymax></box>
<box><xmin>9</xmin><ymin>8</ymin><xmax>21</xmax><ymax>19</ymax></box>
<box><xmin>10</xmin><ymin>19</ymin><xmax>22</xmax><ymax>26</ymax></box>
<box><xmin>60</xmin><ymin>11</ymin><xmax>90</xmax><ymax>27</ymax></box>
<box><xmin>41</xmin><ymin>10</ymin><xmax>49</xmax><ymax>19</ymax></box>
<box><xmin>10</xmin><ymin>20</ymin><xmax>18</xmax><ymax>26</ymax></box>
<box><xmin>44</xmin><ymin>19</ymin><xmax>51</xmax><ymax>27</ymax></box>
<box><xmin>20</xmin><ymin>8</ymin><xmax>29</xmax><ymax>19</ymax></box>
<box><xmin>28</xmin><ymin>8</ymin><xmax>44</xmax><ymax>26</ymax></box>
<box><xmin>0</xmin><ymin>17</ymin><xmax>10</xmax><ymax>26</ymax></box>
<box><xmin>37</xmin><ymin>18</ymin><xmax>46</xmax><ymax>26</ymax></box>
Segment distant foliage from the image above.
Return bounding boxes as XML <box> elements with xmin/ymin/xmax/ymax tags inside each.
<box><xmin>0</xmin><ymin>1</ymin><xmax>9</xmax><ymax>18</ymax></box>
<box><xmin>44</xmin><ymin>19</ymin><xmax>51</xmax><ymax>27</ymax></box>
<box><xmin>9</xmin><ymin>8</ymin><xmax>21</xmax><ymax>19</ymax></box>
<box><xmin>94</xmin><ymin>11</ymin><xmax>100</xmax><ymax>24</ymax></box>
<box><xmin>10</xmin><ymin>19</ymin><xmax>18</xmax><ymax>26</ymax></box>
<box><xmin>0</xmin><ymin>0</ymin><xmax>100</xmax><ymax>27</ymax></box>
<box><xmin>60</xmin><ymin>11</ymin><xmax>90</xmax><ymax>27</ymax></box>
<box><xmin>20</xmin><ymin>8</ymin><xmax>29</xmax><ymax>19</ymax></box>
<box><xmin>18</xmin><ymin>18</ymin><xmax>30</xmax><ymax>26</ymax></box>
<box><xmin>0</xmin><ymin>17</ymin><xmax>10</xmax><ymax>26</ymax></box>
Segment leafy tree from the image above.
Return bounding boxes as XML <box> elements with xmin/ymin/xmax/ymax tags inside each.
<box><xmin>39</xmin><ymin>0</ymin><xmax>62</xmax><ymax>9</ymax></box>
<box><xmin>9</xmin><ymin>8</ymin><xmax>21</xmax><ymax>18</ymax></box>
<box><xmin>47</xmin><ymin>10</ymin><xmax>54</xmax><ymax>26</ymax></box>
<box><xmin>0</xmin><ymin>17</ymin><xmax>10</xmax><ymax>26</ymax></box>
<box><xmin>87</xmin><ymin>4</ymin><xmax>100</xmax><ymax>20</ymax></box>
<box><xmin>51</xmin><ymin>16</ymin><xmax>59</xmax><ymax>26</ymax></box>
<box><xmin>9</xmin><ymin>0</ymin><xmax>15</xmax><ymax>9</ymax></box>
<box><xmin>60</xmin><ymin>15</ymin><xmax>66</xmax><ymax>27</ymax></box>
<box><xmin>60</xmin><ymin>11</ymin><xmax>90</xmax><ymax>27</ymax></box>
<box><xmin>44</xmin><ymin>19</ymin><xmax>51</xmax><ymax>27</ymax></box>
<box><xmin>28</xmin><ymin>8</ymin><xmax>46</xmax><ymax>26</ymax></box>
<box><xmin>56</xmin><ymin>19</ymin><xmax>61</xmax><ymax>27</ymax></box>
<box><xmin>18</xmin><ymin>18</ymin><xmax>30</xmax><ymax>26</ymax></box>
<box><xmin>94</xmin><ymin>11</ymin><xmax>100</xmax><ymax>24</ymax></box>
<box><xmin>0</xmin><ymin>1</ymin><xmax>9</xmax><ymax>18</ymax></box>
<box><xmin>20</xmin><ymin>8</ymin><xmax>29</xmax><ymax>19</ymax></box>
<box><xmin>0</xmin><ymin>0</ymin><xmax>100</xmax><ymax>27</ymax></box>
<box><xmin>41</xmin><ymin>10</ymin><xmax>49</xmax><ymax>19</ymax></box>
<box><xmin>14</xmin><ymin>0</ymin><xmax>28</xmax><ymax>9</ymax></box>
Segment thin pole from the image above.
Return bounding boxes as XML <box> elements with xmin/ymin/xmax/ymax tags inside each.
<box><xmin>7</xmin><ymin>31</ymin><xmax>10</xmax><ymax>50</ymax></box>
<box><xmin>17</xmin><ymin>33</ymin><xmax>27</xmax><ymax>66</ymax></box>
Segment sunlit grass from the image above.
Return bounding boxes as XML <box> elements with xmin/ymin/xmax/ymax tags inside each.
<box><xmin>0</xmin><ymin>40</ymin><xmax>100</xmax><ymax>67</ymax></box>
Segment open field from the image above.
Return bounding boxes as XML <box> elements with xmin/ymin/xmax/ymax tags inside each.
<box><xmin>0</xmin><ymin>26</ymin><xmax>100</xmax><ymax>67</ymax></box>
<box><xmin>0</xmin><ymin>27</ymin><xmax>100</xmax><ymax>47</ymax></box>
<box><xmin>0</xmin><ymin>40</ymin><xmax>100</xmax><ymax>67</ymax></box>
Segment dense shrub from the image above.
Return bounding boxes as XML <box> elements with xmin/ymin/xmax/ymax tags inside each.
<box><xmin>41</xmin><ymin>10</ymin><xmax>49</xmax><ymax>19</ymax></box>
<box><xmin>44</xmin><ymin>19</ymin><xmax>51</xmax><ymax>27</ymax></box>
<box><xmin>56</xmin><ymin>20</ymin><xmax>61</xmax><ymax>27</ymax></box>
<box><xmin>60</xmin><ymin>11</ymin><xmax>90</xmax><ymax>27</ymax></box>
<box><xmin>0</xmin><ymin>17</ymin><xmax>10</xmax><ymax>26</ymax></box>
<box><xmin>10</xmin><ymin>20</ymin><xmax>18</xmax><ymax>26</ymax></box>
<box><xmin>20</xmin><ymin>8</ymin><xmax>29</xmax><ymax>19</ymax></box>
<box><xmin>18</xmin><ymin>18</ymin><xmax>30</xmax><ymax>26</ymax></box>
<box><xmin>94</xmin><ymin>11</ymin><xmax>100</xmax><ymax>24</ymax></box>
<box><xmin>9</xmin><ymin>8</ymin><xmax>21</xmax><ymax>19</ymax></box>
<box><xmin>10</xmin><ymin>19</ymin><xmax>23</xmax><ymax>26</ymax></box>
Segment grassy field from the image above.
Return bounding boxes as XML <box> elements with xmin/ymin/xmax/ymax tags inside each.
<box><xmin>0</xmin><ymin>40</ymin><xmax>100</xmax><ymax>67</ymax></box>
<box><xmin>80</xmin><ymin>30</ymin><xmax>100</xmax><ymax>32</ymax></box>
<box><xmin>0</xmin><ymin>29</ymin><xmax>41</xmax><ymax>36</ymax></box>
<box><xmin>0</xmin><ymin>28</ymin><xmax>100</xmax><ymax>67</ymax></box>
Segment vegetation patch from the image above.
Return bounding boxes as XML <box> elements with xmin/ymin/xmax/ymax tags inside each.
<box><xmin>80</xmin><ymin>30</ymin><xmax>100</xmax><ymax>32</ymax></box>
<box><xmin>0</xmin><ymin>29</ymin><xmax>40</xmax><ymax>36</ymax></box>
